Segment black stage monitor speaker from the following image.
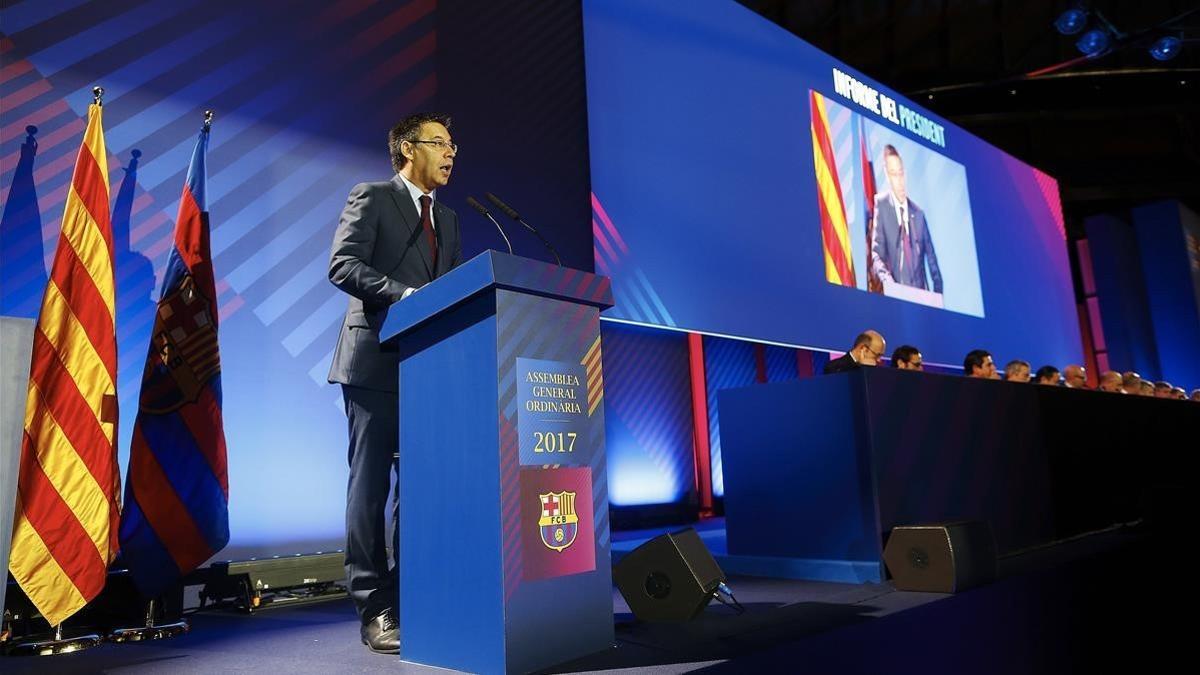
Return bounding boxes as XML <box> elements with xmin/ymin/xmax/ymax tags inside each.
<box><xmin>613</xmin><ymin>528</ymin><xmax>725</xmax><ymax>622</ymax></box>
<box><xmin>883</xmin><ymin>521</ymin><xmax>997</xmax><ymax>593</ymax></box>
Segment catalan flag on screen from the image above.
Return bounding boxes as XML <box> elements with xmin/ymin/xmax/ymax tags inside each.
<box><xmin>9</xmin><ymin>103</ymin><xmax>121</xmax><ymax>627</ymax></box>
<box><xmin>811</xmin><ymin>91</ymin><xmax>856</xmax><ymax>288</ymax></box>
<box><xmin>118</xmin><ymin>120</ymin><xmax>229</xmax><ymax>598</ymax></box>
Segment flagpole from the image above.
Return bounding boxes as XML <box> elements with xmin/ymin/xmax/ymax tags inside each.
<box><xmin>109</xmin><ymin>595</ymin><xmax>189</xmax><ymax>643</ymax></box>
<box><xmin>110</xmin><ymin>106</ymin><xmax>218</xmax><ymax>645</ymax></box>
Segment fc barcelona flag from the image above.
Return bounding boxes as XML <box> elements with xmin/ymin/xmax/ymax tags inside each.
<box><xmin>9</xmin><ymin>100</ymin><xmax>121</xmax><ymax>627</ymax></box>
<box><xmin>119</xmin><ymin>117</ymin><xmax>229</xmax><ymax>597</ymax></box>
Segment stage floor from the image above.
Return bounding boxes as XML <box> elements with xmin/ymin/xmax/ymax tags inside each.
<box><xmin>0</xmin><ymin>525</ymin><xmax>1179</xmax><ymax>674</ymax></box>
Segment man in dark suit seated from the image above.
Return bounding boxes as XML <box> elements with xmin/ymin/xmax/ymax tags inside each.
<box><xmin>1003</xmin><ymin>359</ymin><xmax>1031</xmax><ymax>382</ymax></box>
<box><xmin>1097</xmin><ymin>370</ymin><xmax>1124</xmax><ymax>393</ymax></box>
<box><xmin>1034</xmin><ymin>365</ymin><xmax>1060</xmax><ymax>385</ymax></box>
<box><xmin>1121</xmin><ymin>371</ymin><xmax>1142</xmax><ymax>394</ymax></box>
<box><xmin>824</xmin><ymin>330</ymin><xmax>886</xmax><ymax>374</ymax></box>
<box><xmin>964</xmin><ymin>349</ymin><xmax>998</xmax><ymax>379</ymax></box>
<box><xmin>327</xmin><ymin>112</ymin><xmax>463</xmax><ymax>655</ymax></box>
<box><xmin>1063</xmin><ymin>364</ymin><xmax>1088</xmax><ymax>389</ymax></box>
<box><xmin>890</xmin><ymin>344</ymin><xmax>923</xmax><ymax>371</ymax></box>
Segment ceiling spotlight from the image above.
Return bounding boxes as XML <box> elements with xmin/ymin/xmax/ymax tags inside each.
<box><xmin>1075</xmin><ymin>28</ymin><xmax>1111</xmax><ymax>56</ymax></box>
<box><xmin>1149</xmin><ymin>35</ymin><xmax>1183</xmax><ymax>61</ymax></box>
<box><xmin>1054</xmin><ymin>9</ymin><xmax>1089</xmax><ymax>35</ymax></box>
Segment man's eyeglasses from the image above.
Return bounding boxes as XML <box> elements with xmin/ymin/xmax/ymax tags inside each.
<box><xmin>412</xmin><ymin>139</ymin><xmax>458</xmax><ymax>153</ymax></box>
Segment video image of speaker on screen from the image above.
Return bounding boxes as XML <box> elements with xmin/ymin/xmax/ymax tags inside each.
<box><xmin>810</xmin><ymin>90</ymin><xmax>984</xmax><ymax>317</ymax></box>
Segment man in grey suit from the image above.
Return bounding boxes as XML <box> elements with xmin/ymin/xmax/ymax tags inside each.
<box><xmin>870</xmin><ymin>144</ymin><xmax>942</xmax><ymax>294</ymax></box>
<box><xmin>327</xmin><ymin>113</ymin><xmax>462</xmax><ymax>654</ymax></box>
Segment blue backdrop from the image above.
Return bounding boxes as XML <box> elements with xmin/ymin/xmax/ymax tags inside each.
<box><xmin>1</xmin><ymin>0</ymin><xmax>596</xmax><ymax>557</ymax></box>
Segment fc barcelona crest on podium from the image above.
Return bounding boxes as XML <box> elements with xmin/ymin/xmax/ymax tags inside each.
<box><xmin>538</xmin><ymin>491</ymin><xmax>579</xmax><ymax>552</ymax></box>
<box><xmin>520</xmin><ymin>467</ymin><xmax>596</xmax><ymax>580</ymax></box>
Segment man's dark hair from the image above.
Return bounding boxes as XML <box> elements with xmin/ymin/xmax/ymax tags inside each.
<box><xmin>963</xmin><ymin>349</ymin><xmax>991</xmax><ymax>375</ymax></box>
<box><xmin>891</xmin><ymin>345</ymin><xmax>920</xmax><ymax>368</ymax></box>
<box><xmin>388</xmin><ymin>113</ymin><xmax>452</xmax><ymax>173</ymax></box>
<box><xmin>1154</xmin><ymin>380</ymin><xmax>1172</xmax><ymax>392</ymax></box>
<box><xmin>1034</xmin><ymin>365</ymin><xmax>1060</xmax><ymax>383</ymax></box>
<box><xmin>883</xmin><ymin>144</ymin><xmax>902</xmax><ymax>162</ymax></box>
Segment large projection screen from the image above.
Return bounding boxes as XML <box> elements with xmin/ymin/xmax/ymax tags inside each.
<box><xmin>583</xmin><ymin>0</ymin><xmax>1082</xmax><ymax>369</ymax></box>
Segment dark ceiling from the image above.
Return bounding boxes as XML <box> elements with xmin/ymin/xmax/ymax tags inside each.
<box><xmin>738</xmin><ymin>0</ymin><xmax>1200</xmax><ymax>238</ymax></box>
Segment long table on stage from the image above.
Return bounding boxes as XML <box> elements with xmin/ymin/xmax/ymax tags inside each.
<box><xmin>718</xmin><ymin>367</ymin><xmax>1199</xmax><ymax>583</ymax></box>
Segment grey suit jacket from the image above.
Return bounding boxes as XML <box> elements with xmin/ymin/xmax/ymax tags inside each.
<box><xmin>327</xmin><ymin>175</ymin><xmax>462</xmax><ymax>391</ymax></box>
<box><xmin>870</xmin><ymin>192</ymin><xmax>942</xmax><ymax>293</ymax></box>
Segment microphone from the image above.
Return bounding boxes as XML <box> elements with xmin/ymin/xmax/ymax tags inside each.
<box><xmin>485</xmin><ymin>192</ymin><xmax>562</xmax><ymax>266</ymax></box>
<box><xmin>465</xmin><ymin>196</ymin><xmax>513</xmax><ymax>255</ymax></box>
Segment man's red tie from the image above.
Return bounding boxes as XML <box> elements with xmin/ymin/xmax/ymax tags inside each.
<box><xmin>418</xmin><ymin>194</ymin><xmax>438</xmax><ymax>271</ymax></box>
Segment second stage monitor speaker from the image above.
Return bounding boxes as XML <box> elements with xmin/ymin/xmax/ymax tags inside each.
<box><xmin>883</xmin><ymin>521</ymin><xmax>996</xmax><ymax>593</ymax></box>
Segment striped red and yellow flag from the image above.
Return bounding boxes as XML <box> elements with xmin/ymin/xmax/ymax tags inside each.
<box><xmin>9</xmin><ymin>102</ymin><xmax>121</xmax><ymax>627</ymax></box>
<box><xmin>810</xmin><ymin>91</ymin><xmax>856</xmax><ymax>287</ymax></box>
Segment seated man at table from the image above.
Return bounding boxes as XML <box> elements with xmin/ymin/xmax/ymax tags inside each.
<box><xmin>1063</xmin><ymin>364</ymin><xmax>1087</xmax><ymax>388</ymax></box>
<box><xmin>1121</xmin><ymin>371</ymin><xmax>1142</xmax><ymax>394</ymax></box>
<box><xmin>1097</xmin><ymin>371</ymin><xmax>1124</xmax><ymax>393</ymax></box>
<box><xmin>964</xmin><ymin>350</ymin><xmax>997</xmax><ymax>379</ymax></box>
<box><xmin>1003</xmin><ymin>359</ymin><xmax>1031</xmax><ymax>383</ymax></box>
<box><xmin>824</xmin><ymin>330</ymin><xmax>886</xmax><ymax>374</ymax></box>
<box><xmin>1034</xmin><ymin>365</ymin><xmax>1061</xmax><ymax>386</ymax></box>
<box><xmin>890</xmin><ymin>344</ymin><xmax>923</xmax><ymax>371</ymax></box>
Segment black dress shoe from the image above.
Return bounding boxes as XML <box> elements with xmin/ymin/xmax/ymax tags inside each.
<box><xmin>360</xmin><ymin>610</ymin><xmax>400</xmax><ymax>654</ymax></box>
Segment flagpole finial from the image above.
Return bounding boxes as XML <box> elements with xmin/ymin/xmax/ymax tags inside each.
<box><xmin>203</xmin><ymin>110</ymin><xmax>214</xmax><ymax>131</ymax></box>
<box><xmin>92</xmin><ymin>86</ymin><xmax>104</xmax><ymax>106</ymax></box>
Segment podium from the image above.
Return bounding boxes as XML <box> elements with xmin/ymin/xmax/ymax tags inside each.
<box><xmin>881</xmin><ymin>279</ymin><xmax>943</xmax><ymax>308</ymax></box>
<box><xmin>381</xmin><ymin>251</ymin><xmax>614</xmax><ymax>673</ymax></box>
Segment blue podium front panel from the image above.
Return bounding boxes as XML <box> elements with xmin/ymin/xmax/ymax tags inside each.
<box><xmin>495</xmin><ymin>289</ymin><xmax>613</xmax><ymax>673</ymax></box>
<box><xmin>392</xmin><ymin>256</ymin><xmax>613</xmax><ymax>674</ymax></box>
<box><xmin>398</xmin><ymin>298</ymin><xmax>507</xmax><ymax>672</ymax></box>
